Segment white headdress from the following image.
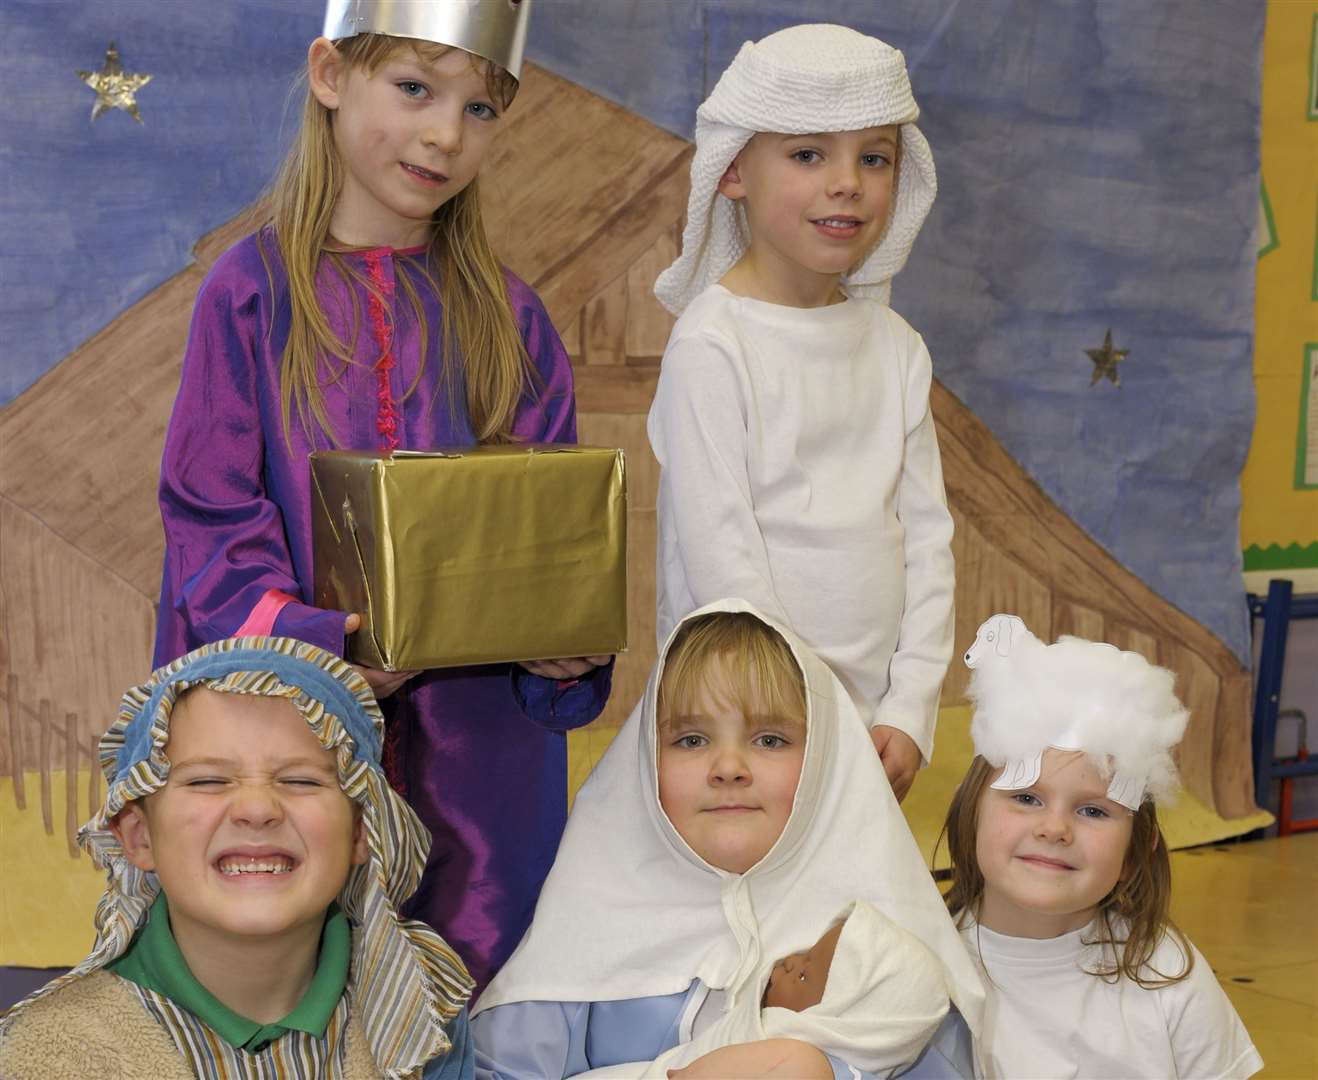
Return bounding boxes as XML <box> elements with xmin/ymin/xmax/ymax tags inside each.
<box><xmin>653</xmin><ymin>23</ymin><xmax>937</xmax><ymax>315</ymax></box>
<box><xmin>964</xmin><ymin>614</ymin><xmax>1189</xmax><ymax>809</ymax></box>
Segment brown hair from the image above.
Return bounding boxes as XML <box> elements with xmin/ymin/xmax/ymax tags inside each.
<box><xmin>658</xmin><ymin>613</ymin><xmax>807</xmax><ymax>730</ymax></box>
<box><xmin>260</xmin><ymin>34</ymin><xmax>530</xmax><ymax>447</ymax></box>
<box><xmin>941</xmin><ymin>756</ymin><xmax>1193</xmax><ymax>989</ymax></box>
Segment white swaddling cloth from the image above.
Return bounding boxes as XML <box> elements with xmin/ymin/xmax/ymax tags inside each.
<box><xmin>571</xmin><ymin>899</ymin><xmax>950</xmax><ymax>1079</ymax></box>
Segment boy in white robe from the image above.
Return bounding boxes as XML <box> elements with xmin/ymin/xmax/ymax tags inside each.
<box><xmin>650</xmin><ymin>23</ymin><xmax>952</xmax><ymax>800</ymax></box>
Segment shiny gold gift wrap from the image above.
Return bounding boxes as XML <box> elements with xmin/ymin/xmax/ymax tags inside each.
<box><xmin>311</xmin><ymin>445</ymin><xmax>627</xmax><ymax>671</ymax></box>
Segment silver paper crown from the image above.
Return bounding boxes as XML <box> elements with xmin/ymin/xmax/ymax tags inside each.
<box><xmin>324</xmin><ymin>0</ymin><xmax>532</xmax><ymax>81</ymax></box>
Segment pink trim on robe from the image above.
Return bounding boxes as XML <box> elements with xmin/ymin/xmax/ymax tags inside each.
<box><xmin>235</xmin><ymin>588</ymin><xmax>299</xmax><ymax>637</ymax></box>
<box><xmin>363</xmin><ymin>251</ymin><xmax>401</xmax><ymax>451</ymax></box>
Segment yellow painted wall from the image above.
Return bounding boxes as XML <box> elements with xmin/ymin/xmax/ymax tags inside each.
<box><xmin>1241</xmin><ymin>2</ymin><xmax>1318</xmax><ymax>586</ymax></box>
<box><xmin>0</xmin><ymin>772</ymin><xmax>106</xmax><ymax>967</ymax></box>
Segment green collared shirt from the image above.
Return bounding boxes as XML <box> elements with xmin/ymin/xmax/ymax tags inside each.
<box><xmin>110</xmin><ymin>892</ymin><xmax>350</xmax><ymax>1052</ymax></box>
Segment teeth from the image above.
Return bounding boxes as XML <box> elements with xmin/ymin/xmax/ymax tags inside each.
<box><xmin>817</xmin><ymin>218</ymin><xmax>858</xmax><ymax>228</ymax></box>
<box><xmin>218</xmin><ymin>857</ymin><xmax>294</xmax><ymax>875</ymax></box>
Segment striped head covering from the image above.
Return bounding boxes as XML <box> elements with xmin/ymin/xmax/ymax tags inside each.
<box><xmin>4</xmin><ymin>637</ymin><xmax>472</xmax><ymax>1079</ymax></box>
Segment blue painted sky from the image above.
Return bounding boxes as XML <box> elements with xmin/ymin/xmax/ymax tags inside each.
<box><xmin>0</xmin><ymin>0</ymin><xmax>316</xmax><ymax>399</ymax></box>
<box><xmin>0</xmin><ymin>0</ymin><xmax>1261</xmax><ymax>659</ymax></box>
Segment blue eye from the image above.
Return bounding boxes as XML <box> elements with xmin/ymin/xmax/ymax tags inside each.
<box><xmin>1078</xmin><ymin>805</ymin><xmax>1110</xmax><ymax>819</ymax></box>
<box><xmin>397</xmin><ymin>81</ymin><xmax>427</xmax><ymax>99</ymax></box>
<box><xmin>754</xmin><ymin>734</ymin><xmax>790</xmax><ymax>750</ymax></box>
<box><xmin>467</xmin><ymin>101</ymin><xmax>498</xmax><ymax>120</ymax></box>
<box><xmin>791</xmin><ymin>149</ymin><xmax>821</xmax><ymax>165</ymax></box>
<box><xmin>860</xmin><ymin>153</ymin><xmax>891</xmax><ymax>169</ymax></box>
<box><xmin>1011</xmin><ymin>792</ymin><xmax>1042</xmax><ymax>807</ymax></box>
<box><xmin>674</xmin><ymin>734</ymin><xmax>706</xmax><ymax>749</ymax></box>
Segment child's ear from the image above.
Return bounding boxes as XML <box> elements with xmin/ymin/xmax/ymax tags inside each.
<box><xmin>308</xmin><ymin>36</ymin><xmax>346</xmax><ymax>110</ymax></box>
<box><xmin>350</xmin><ymin>811</ymin><xmax>369</xmax><ymax>867</ymax></box>
<box><xmin>112</xmin><ymin>804</ymin><xmax>157</xmax><ymax>873</ymax></box>
<box><xmin>717</xmin><ymin>159</ymin><xmax>747</xmax><ymax>201</ymax></box>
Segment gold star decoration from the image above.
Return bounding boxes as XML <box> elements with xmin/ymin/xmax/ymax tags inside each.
<box><xmin>77</xmin><ymin>42</ymin><xmax>151</xmax><ymax>123</ymax></box>
<box><xmin>1085</xmin><ymin>329</ymin><xmax>1129</xmax><ymax>387</ymax></box>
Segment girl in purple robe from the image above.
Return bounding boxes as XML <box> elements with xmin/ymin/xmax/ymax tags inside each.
<box><xmin>153</xmin><ymin>5</ymin><xmax>612</xmax><ymax>993</ymax></box>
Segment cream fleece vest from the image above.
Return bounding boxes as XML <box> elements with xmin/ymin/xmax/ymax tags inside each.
<box><xmin>0</xmin><ymin>970</ymin><xmax>385</xmax><ymax>1079</ymax></box>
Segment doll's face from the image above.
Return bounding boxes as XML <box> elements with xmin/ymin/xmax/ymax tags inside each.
<box><xmin>763</xmin><ymin>919</ymin><xmax>844</xmax><ymax>1011</ymax></box>
<box><xmin>657</xmin><ymin>657</ymin><xmax>806</xmax><ymax>874</ymax></box>
<box><xmin>975</xmin><ymin>749</ymin><xmax>1134</xmax><ymax>937</ymax></box>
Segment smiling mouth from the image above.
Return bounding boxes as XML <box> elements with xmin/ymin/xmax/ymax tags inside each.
<box><xmin>216</xmin><ymin>854</ymin><xmax>296</xmax><ymax>876</ymax></box>
<box><xmin>810</xmin><ymin>215</ymin><xmax>867</xmax><ymax>234</ymax></box>
<box><xmin>401</xmin><ymin>162</ymin><xmax>447</xmax><ymax>184</ymax></box>
<box><xmin>1017</xmin><ymin>855</ymin><xmax>1075</xmax><ymax>871</ymax></box>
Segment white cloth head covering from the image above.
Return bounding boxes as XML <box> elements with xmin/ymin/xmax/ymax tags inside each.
<box><xmin>964</xmin><ymin>614</ymin><xmax>1190</xmax><ymax>809</ymax></box>
<box><xmin>654</xmin><ymin>23</ymin><xmax>937</xmax><ymax>315</ymax></box>
<box><xmin>474</xmin><ymin>599</ymin><xmax>983</xmax><ymax>1039</ymax></box>
<box><xmin>0</xmin><ymin>637</ymin><xmax>473</xmax><ymax>1079</ymax></box>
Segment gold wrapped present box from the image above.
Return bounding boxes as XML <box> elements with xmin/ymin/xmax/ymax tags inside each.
<box><xmin>311</xmin><ymin>445</ymin><xmax>627</xmax><ymax>671</ymax></box>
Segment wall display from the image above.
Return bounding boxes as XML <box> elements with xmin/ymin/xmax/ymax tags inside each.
<box><xmin>1241</xmin><ymin>3</ymin><xmax>1318</xmax><ymax>589</ymax></box>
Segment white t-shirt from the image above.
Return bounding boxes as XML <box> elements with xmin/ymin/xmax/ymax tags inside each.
<box><xmin>647</xmin><ymin>285</ymin><xmax>955</xmax><ymax>759</ymax></box>
<box><xmin>962</xmin><ymin>921</ymin><xmax>1263</xmax><ymax>1079</ymax></box>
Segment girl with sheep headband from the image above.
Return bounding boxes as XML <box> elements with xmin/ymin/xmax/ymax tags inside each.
<box><xmin>647</xmin><ymin>22</ymin><xmax>952</xmax><ymax>802</ymax></box>
<box><xmin>943</xmin><ymin>615</ymin><xmax>1262</xmax><ymax>1079</ymax></box>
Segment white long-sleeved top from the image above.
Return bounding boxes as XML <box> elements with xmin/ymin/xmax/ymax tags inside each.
<box><xmin>648</xmin><ymin>285</ymin><xmax>954</xmax><ymax>759</ymax></box>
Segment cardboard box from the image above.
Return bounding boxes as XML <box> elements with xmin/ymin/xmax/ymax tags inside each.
<box><xmin>311</xmin><ymin>445</ymin><xmax>627</xmax><ymax>670</ymax></box>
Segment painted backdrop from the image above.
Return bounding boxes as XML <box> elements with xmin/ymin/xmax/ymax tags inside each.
<box><xmin>0</xmin><ymin>0</ymin><xmax>1266</xmax><ymax>966</ymax></box>
<box><xmin>3</xmin><ymin>0</ymin><xmax>1262</xmax><ymax>660</ymax></box>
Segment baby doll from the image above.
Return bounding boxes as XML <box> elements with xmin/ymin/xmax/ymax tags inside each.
<box><xmin>668</xmin><ymin>900</ymin><xmax>949</xmax><ymax>1079</ymax></box>
<box><xmin>569</xmin><ymin>900</ymin><xmax>949</xmax><ymax>1079</ymax></box>
<box><xmin>761</xmin><ymin>918</ymin><xmax>845</xmax><ymax>1012</ymax></box>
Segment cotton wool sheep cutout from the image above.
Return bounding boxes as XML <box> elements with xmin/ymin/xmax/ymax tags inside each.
<box><xmin>963</xmin><ymin>614</ymin><xmax>1189</xmax><ymax>810</ymax></box>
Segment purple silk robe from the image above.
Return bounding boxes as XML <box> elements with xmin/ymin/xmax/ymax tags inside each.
<box><xmin>154</xmin><ymin>231</ymin><xmax>612</xmax><ymax>991</ymax></box>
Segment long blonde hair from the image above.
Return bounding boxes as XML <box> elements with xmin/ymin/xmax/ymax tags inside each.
<box><xmin>940</xmin><ymin>756</ymin><xmax>1193</xmax><ymax>989</ymax></box>
<box><xmin>261</xmin><ymin>34</ymin><xmax>530</xmax><ymax>447</ymax></box>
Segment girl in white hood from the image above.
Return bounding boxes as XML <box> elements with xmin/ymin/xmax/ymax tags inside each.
<box><xmin>471</xmin><ymin>601</ymin><xmax>984</xmax><ymax>1079</ymax></box>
